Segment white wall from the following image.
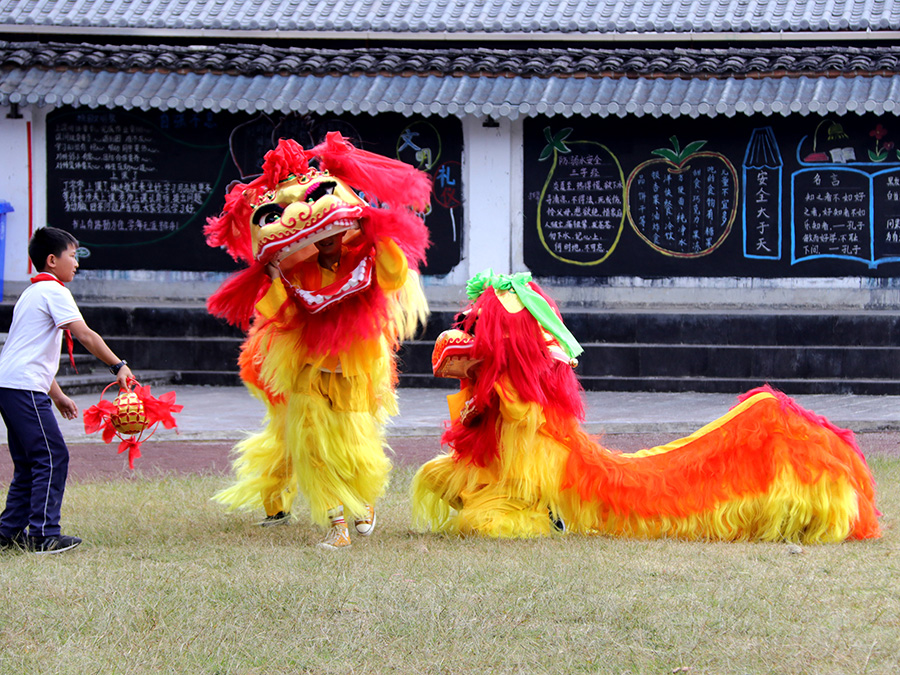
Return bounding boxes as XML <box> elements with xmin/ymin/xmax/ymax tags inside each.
<box><xmin>423</xmin><ymin>116</ymin><xmax>522</xmax><ymax>308</ymax></box>
<box><xmin>0</xmin><ymin>106</ymin><xmax>39</xmax><ymax>298</ymax></box>
<box><xmin>461</xmin><ymin>116</ymin><xmax>514</xmax><ymax>278</ymax></box>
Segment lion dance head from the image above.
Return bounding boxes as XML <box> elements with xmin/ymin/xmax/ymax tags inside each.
<box><xmin>432</xmin><ymin>270</ymin><xmax>586</xmax><ymax>467</ymax></box>
<box><xmin>205</xmin><ymin>132</ymin><xmax>431</xmax><ymax>329</ymax></box>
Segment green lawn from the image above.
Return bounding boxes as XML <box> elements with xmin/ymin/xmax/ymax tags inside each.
<box><xmin>1</xmin><ymin>460</ymin><xmax>898</xmax><ymax>674</ymax></box>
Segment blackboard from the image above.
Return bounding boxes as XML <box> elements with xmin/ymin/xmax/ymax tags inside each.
<box><xmin>46</xmin><ymin>108</ymin><xmax>463</xmax><ymax>275</ymax></box>
<box><xmin>524</xmin><ymin>114</ymin><xmax>900</xmax><ymax>278</ymax></box>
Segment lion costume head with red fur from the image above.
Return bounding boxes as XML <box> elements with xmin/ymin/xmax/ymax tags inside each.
<box><xmin>431</xmin><ymin>270</ymin><xmax>585</xmax><ymax>467</ymax></box>
<box><xmin>205</xmin><ymin>133</ymin><xmax>431</xmax><ymax>330</ymax></box>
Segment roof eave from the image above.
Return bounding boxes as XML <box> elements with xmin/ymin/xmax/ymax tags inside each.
<box><xmin>0</xmin><ymin>25</ymin><xmax>897</xmax><ymax>43</ymax></box>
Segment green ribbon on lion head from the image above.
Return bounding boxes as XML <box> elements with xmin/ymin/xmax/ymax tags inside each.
<box><xmin>466</xmin><ymin>269</ymin><xmax>584</xmax><ymax>359</ymax></box>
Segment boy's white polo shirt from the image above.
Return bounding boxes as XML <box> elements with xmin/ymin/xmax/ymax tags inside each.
<box><xmin>0</xmin><ymin>276</ymin><xmax>83</xmax><ymax>393</ymax></box>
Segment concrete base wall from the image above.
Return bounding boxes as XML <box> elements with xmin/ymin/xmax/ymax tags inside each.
<box><xmin>539</xmin><ymin>276</ymin><xmax>900</xmax><ymax>311</ymax></box>
<box><xmin>6</xmin><ymin>274</ymin><xmax>900</xmax><ymax>312</ymax></box>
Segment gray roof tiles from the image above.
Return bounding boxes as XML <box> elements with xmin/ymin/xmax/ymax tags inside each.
<box><xmin>1</xmin><ymin>0</ymin><xmax>899</xmax><ymax>35</ymax></box>
<box><xmin>5</xmin><ymin>65</ymin><xmax>900</xmax><ymax>119</ymax></box>
<box><xmin>4</xmin><ymin>41</ymin><xmax>900</xmax><ymax>78</ymax></box>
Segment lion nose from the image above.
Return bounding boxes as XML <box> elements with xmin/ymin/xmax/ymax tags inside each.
<box><xmin>281</xmin><ymin>201</ymin><xmax>313</xmax><ymax>228</ymax></box>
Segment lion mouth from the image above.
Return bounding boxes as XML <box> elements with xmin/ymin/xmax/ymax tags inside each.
<box><xmin>261</xmin><ymin>215</ymin><xmax>361</xmax><ymax>264</ymax></box>
<box><xmin>281</xmin><ymin>253</ymin><xmax>373</xmax><ymax>314</ymax></box>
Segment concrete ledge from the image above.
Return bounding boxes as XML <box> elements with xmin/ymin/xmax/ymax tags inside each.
<box><xmin>537</xmin><ymin>276</ymin><xmax>900</xmax><ymax>311</ymax></box>
<box><xmin>7</xmin><ymin>275</ymin><xmax>900</xmax><ymax>311</ymax></box>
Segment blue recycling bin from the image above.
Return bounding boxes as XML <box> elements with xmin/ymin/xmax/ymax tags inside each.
<box><xmin>0</xmin><ymin>200</ymin><xmax>13</xmax><ymax>299</ymax></box>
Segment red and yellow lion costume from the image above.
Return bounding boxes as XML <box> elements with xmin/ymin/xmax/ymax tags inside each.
<box><xmin>412</xmin><ymin>271</ymin><xmax>880</xmax><ymax>543</ymax></box>
<box><xmin>205</xmin><ymin>134</ymin><xmax>430</xmax><ymax>538</ymax></box>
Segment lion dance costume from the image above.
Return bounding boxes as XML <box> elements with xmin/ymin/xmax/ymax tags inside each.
<box><xmin>412</xmin><ymin>270</ymin><xmax>880</xmax><ymax>543</ymax></box>
<box><xmin>205</xmin><ymin>134</ymin><xmax>429</xmax><ymax>549</ymax></box>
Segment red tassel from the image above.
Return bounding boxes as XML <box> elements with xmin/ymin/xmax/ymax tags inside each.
<box><xmin>134</xmin><ymin>385</ymin><xmax>184</xmax><ymax>430</ymax></box>
<box><xmin>206</xmin><ymin>261</ymin><xmax>272</xmax><ymax>330</ymax></box>
<box><xmin>83</xmin><ymin>400</ymin><xmax>115</xmax><ymax>434</ymax></box>
<box><xmin>117</xmin><ymin>437</ymin><xmax>143</xmax><ymax>470</ymax></box>
<box><xmin>312</xmin><ymin>132</ymin><xmax>433</xmax><ymax>210</ymax></box>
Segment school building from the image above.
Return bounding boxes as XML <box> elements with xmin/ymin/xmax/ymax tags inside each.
<box><xmin>2</xmin><ymin>0</ymin><xmax>900</xmax><ymax>393</ymax></box>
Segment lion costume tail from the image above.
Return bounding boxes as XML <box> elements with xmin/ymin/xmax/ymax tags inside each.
<box><xmin>560</xmin><ymin>386</ymin><xmax>880</xmax><ymax>543</ymax></box>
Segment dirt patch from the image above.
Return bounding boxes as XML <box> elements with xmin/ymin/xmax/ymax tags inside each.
<box><xmin>2</xmin><ymin>432</ymin><xmax>897</xmax><ymax>484</ymax></box>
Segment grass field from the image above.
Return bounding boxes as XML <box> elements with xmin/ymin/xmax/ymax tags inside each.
<box><xmin>1</xmin><ymin>460</ymin><xmax>898</xmax><ymax>675</ymax></box>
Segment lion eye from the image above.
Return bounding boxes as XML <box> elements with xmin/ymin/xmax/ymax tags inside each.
<box><xmin>306</xmin><ymin>181</ymin><xmax>337</xmax><ymax>203</ymax></box>
<box><xmin>252</xmin><ymin>203</ymin><xmax>285</xmax><ymax>226</ymax></box>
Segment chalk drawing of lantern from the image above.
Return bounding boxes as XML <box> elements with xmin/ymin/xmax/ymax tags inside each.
<box><xmin>625</xmin><ymin>136</ymin><xmax>738</xmax><ymax>258</ymax></box>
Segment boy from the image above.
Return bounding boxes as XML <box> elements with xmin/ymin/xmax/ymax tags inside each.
<box><xmin>0</xmin><ymin>227</ymin><xmax>132</xmax><ymax>554</ymax></box>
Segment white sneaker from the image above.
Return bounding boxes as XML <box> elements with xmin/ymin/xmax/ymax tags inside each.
<box><xmin>354</xmin><ymin>504</ymin><xmax>377</xmax><ymax>536</ymax></box>
<box><xmin>316</xmin><ymin>522</ymin><xmax>351</xmax><ymax>550</ymax></box>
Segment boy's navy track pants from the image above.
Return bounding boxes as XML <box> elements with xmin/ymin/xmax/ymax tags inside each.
<box><xmin>0</xmin><ymin>387</ymin><xmax>69</xmax><ymax>539</ymax></box>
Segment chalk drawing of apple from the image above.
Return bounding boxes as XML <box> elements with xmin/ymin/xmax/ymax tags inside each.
<box><xmin>625</xmin><ymin>136</ymin><xmax>738</xmax><ymax>258</ymax></box>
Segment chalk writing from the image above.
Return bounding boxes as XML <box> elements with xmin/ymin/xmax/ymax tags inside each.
<box><xmin>524</xmin><ymin>115</ymin><xmax>900</xmax><ymax>278</ymax></box>
<box><xmin>791</xmin><ymin>169</ymin><xmax>871</xmax><ymax>264</ymax></box>
<box><xmin>534</xmin><ymin>129</ymin><xmax>625</xmax><ymax>265</ymax></box>
<box><xmin>51</xmin><ymin>115</ymin><xmax>216</xmax><ymax>220</ymax></box>
<box><xmin>626</xmin><ymin>144</ymin><xmax>737</xmax><ymax>258</ymax></box>
<box><xmin>872</xmin><ymin>169</ymin><xmax>900</xmax><ymax>261</ymax></box>
<box><xmin>742</xmin><ymin>127</ymin><xmax>783</xmax><ymax>259</ymax></box>
<box><xmin>61</xmin><ymin>179</ymin><xmax>213</xmax><ymax>216</ymax></box>
<box><xmin>47</xmin><ymin>108</ymin><xmax>234</xmax><ymax>271</ymax></box>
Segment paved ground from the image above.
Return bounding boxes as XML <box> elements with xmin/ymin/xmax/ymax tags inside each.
<box><xmin>1</xmin><ymin>385</ymin><xmax>899</xmax><ymax>481</ymax></box>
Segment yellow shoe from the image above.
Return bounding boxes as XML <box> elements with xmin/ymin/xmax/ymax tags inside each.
<box><xmin>354</xmin><ymin>504</ymin><xmax>377</xmax><ymax>537</ymax></box>
<box><xmin>317</xmin><ymin>522</ymin><xmax>351</xmax><ymax>550</ymax></box>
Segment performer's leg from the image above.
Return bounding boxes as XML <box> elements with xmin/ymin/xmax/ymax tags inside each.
<box><xmin>0</xmin><ymin>392</ymin><xmax>33</xmax><ymax>542</ymax></box>
<box><xmin>286</xmin><ymin>389</ymin><xmax>391</xmax><ymax>531</ymax></box>
<box><xmin>214</xmin><ymin>399</ymin><xmax>295</xmax><ymax>517</ymax></box>
<box><xmin>0</xmin><ymin>389</ymin><xmax>69</xmax><ymax>541</ymax></box>
<box><xmin>257</xmin><ymin>460</ymin><xmax>294</xmax><ymax>526</ymax></box>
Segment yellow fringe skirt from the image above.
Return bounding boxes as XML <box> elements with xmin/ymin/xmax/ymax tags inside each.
<box><xmin>215</xmin><ymin>370</ymin><xmax>392</xmax><ymax>527</ymax></box>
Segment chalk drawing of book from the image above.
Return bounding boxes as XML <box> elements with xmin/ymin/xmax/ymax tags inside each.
<box><xmin>790</xmin><ymin>165</ymin><xmax>900</xmax><ymax>268</ymax></box>
<box><xmin>743</xmin><ymin>127</ymin><xmax>783</xmax><ymax>260</ymax></box>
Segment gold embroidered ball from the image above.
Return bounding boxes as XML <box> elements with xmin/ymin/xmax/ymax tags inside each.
<box><xmin>111</xmin><ymin>391</ymin><xmax>149</xmax><ymax>435</ymax></box>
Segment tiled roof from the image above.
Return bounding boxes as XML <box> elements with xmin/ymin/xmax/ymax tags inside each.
<box><xmin>0</xmin><ymin>0</ymin><xmax>898</xmax><ymax>36</ymax></box>
<box><xmin>3</xmin><ymin>40</ymin><xmax>900</xmax><ymax>120</ymax></box>
<box><xmin>3</xmin><ymin>41</ymin><xmax>900</xmax><ymax>78</ymax></box>
<box><xmin>4</xmin><ymin>67</ymin><xmax>898</xmax><ymax>120</ymax></box>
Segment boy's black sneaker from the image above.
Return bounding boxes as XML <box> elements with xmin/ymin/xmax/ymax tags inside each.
<box><xmin>256</xmin><ymin>511</ymin><xmax>290</xmax><ymax>527</ymax></box>
<box><xmin>0</xmin><ymin>532</ymin><xmax>27</xmax><ymax>552</ymax></box>
<box><xmin>26</xmin><ymin>535</ymin><xmax>83</xmax><ymax>554</ymax></box>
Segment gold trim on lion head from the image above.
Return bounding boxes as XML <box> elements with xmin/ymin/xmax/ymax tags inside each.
<box><xmin>248</xmin><ymin>168</ymin><xmax>367</xmax><ymax>266</ymax></box>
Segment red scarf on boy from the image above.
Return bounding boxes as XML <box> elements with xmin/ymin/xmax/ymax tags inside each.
<box><xmin>30</xmin><ymin>273</ymin><xmax>77</xmax><ymax>372</ymax></box>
